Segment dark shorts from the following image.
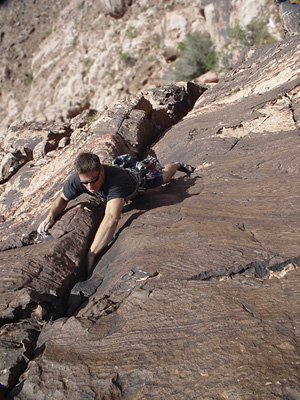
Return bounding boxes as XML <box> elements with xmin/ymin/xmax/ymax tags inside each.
<box><xmin>143</xmin><ymin>174</ymin><xmax>164</xmax><ymax>189</ymax></box>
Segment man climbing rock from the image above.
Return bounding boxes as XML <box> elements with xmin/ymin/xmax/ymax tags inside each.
<box><xmin>38</xmin><ymin>152</ymin><xmax>195</xmax><ymax>274</ymax></box>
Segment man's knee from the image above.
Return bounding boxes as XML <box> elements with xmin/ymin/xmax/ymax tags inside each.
<box><xmin>162</xmin><ymin>163</ymin><xmax>180</xmax><ymax>183</ymax></box>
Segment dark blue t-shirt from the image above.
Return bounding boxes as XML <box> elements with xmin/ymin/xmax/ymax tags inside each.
<box><xmin>63</xmin><ymin>165</ymin><xmax>138</xmax><ymax>203</ymax></box>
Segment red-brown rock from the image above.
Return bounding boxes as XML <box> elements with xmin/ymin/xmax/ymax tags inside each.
<box><xmin>1</xmin><ymin>36</ymin><xmax>300</xmax><ymax>399</ymax></box>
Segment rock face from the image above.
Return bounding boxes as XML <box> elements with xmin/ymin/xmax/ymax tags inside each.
<box><xmin>0</xmin><ymin>121</ymin><xmax>72</xmax><ymax>183</ymax></box>
<box><xmin>100</xmin><ymin>0</ymin><xmax>134</xmax><ymax>18</ymax></box>
<box><xmin>0</xmin><ymin>82</ymin><xmax>204</xmax><ymax>246</ymax></box>
<box><xmin>277</xmin><ymin>0</ymin><xmax>300</xmax><ymax>35</ymax></box>
<box><xmin>0</xmin><ymin>34</ymin><xmax>299</xmax><ymax>399</ymax></box>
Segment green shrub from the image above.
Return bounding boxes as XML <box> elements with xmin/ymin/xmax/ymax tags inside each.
<box><xmin>24</xmin><ymin>71</ymin><xmax>33</xmax><ymax>86</ymax></box>
<box><xmin>229</xmin><ymin>21</ymin><xmax>276</xmax><ymax>48</ymax></box>
<box><xmin>228</xmin><ymin>24</ymin><xmax>249</xmax><ymax>49</ymax></box>
<box><xmin>174</xmin><ymin>31</ymin><xmax>218</xmax><ymax>81</ymax></box>
<box><xmin>43</xmin><ymin>29</ymin><xmax>52</xmax><ymax>40</ymax></box>
<box><xmin>126</xmin><ymin>26</ymin><xmax>137</xmax><ymax>39</ymax></box>
<box><xmin>221</xmin><ymin>20</ymin><xmax>277</xmax><ymax>69</ymax></box>
<box><xmin>82</xmin><ymin>57</ymin><xmax>93</xmax><ymax>67</ymax></box>
<box><xmin>247</xmin><ymin>20</ymin><xmax>277</xmax><ymax>45</ymax></box>
<box><xmin>120</xmin><ymin>52</ymin><xmax>137</xmax><ymax>67</ymax></box>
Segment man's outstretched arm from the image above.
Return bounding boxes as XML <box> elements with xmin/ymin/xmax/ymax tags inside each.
<box><xmin>38</xmin><ymin>192</ymin><xmax>69</xmax><ymax>233</ymax></box>
<box><xmin>87</xmin><ymin>197</ymin><xmax>124</xmax><ymax>274</ymax></box>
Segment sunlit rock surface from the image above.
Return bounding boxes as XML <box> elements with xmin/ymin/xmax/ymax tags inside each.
<box><xmin>0</xmin><ymin>36</ymin><xmax>300</xmax><ymax>399</ymax></box>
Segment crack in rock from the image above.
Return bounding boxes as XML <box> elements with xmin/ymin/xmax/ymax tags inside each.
<box><xmin>0</xmin><ymin>319</ymin><xmax>41</xmax><ymax>395</ymax></box>
<box><xmin>286</xmin><ymin>92</ymin><xmax>300</xmax><ymax>129</ymax></box>
<box><xmin>189</xmin><ymin>256</ymin><xmax>299</xmax><ymax>282</ymax></box>
<box><xmin>111</xmin><ymin>373</ymin><xmax>124</xmax><ymax>395</ymax></box>
<box><xmin>72</xmin><ymin>267</ymin><xmax>159</xmax><ymax>320</ymax></box>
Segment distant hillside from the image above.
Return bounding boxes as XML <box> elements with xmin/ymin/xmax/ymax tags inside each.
<box><xmin>0</xmin><ymin>0</ymin><xmax>283</xmax><ymax>140</ymax></box>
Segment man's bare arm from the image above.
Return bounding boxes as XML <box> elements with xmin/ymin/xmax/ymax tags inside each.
<box><xmin>87</xmin><ymin>197</ymin><xmax>124</xmax><ymax>272</ymax></box>
<box><xmin>38</xmin><ymin>192</ymin><xmax>69</xmax><ymax>233</ymax></box>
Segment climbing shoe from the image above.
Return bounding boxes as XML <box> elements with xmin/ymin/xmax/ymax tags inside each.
<box><xmin>178</xmin><ymin>163</ymin><xmax>196</xmax><ymax>176</ymax></box>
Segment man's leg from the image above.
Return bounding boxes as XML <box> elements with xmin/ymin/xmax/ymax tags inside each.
<box><xmin>162</xmin><ymin>162</ymin><xmax>196</xmax><ymax>184</ymax></box>
<box><xmin>143</xmin><ymin>162</ymin><xmax>195</xmax><ymax>189</ymax></box>
<box><xmin>162</xmin><ymin>163</ymin><xmax>181</xmax><ymax>184</ymax></box>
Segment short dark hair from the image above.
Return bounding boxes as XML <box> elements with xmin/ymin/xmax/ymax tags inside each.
<box><xmin>74</xmin><ymin>152</ymin><xmax>101</xmax><ymax>174</ymax></box>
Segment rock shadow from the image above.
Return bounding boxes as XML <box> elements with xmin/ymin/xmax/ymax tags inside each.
<box><xmin>124</xmin><ymin>175</ymin><xmax>200</xmax><ymax>213</ymax></box>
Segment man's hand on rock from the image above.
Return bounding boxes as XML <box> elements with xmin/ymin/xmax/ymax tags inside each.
<box><xmin>37</xmin><ymin>214</ymin><xmax>55</xmax><ymax>234</ymax></box>
<box><xmin>37</xmin><ymin>194</ymin><xmax>69</xmax><ymax>235</ymax></box>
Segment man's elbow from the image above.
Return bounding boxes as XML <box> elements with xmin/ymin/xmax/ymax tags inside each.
<box><xmin>60</xmin><ymin>192</ymin><xmax>70</xmax><ymax>204</ymax></box>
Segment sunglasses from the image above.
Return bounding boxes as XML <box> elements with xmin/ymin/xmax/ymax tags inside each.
<box><xmin>80</xmin><ymin>171</ymin><xmax>101</xmax><ymax>185</ymax></box>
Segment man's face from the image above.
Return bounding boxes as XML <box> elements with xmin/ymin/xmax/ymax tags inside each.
<box><xmin>79</xmin><ymin>167</ymin><xmax>104</xmax><ymax>193</ymax></box>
